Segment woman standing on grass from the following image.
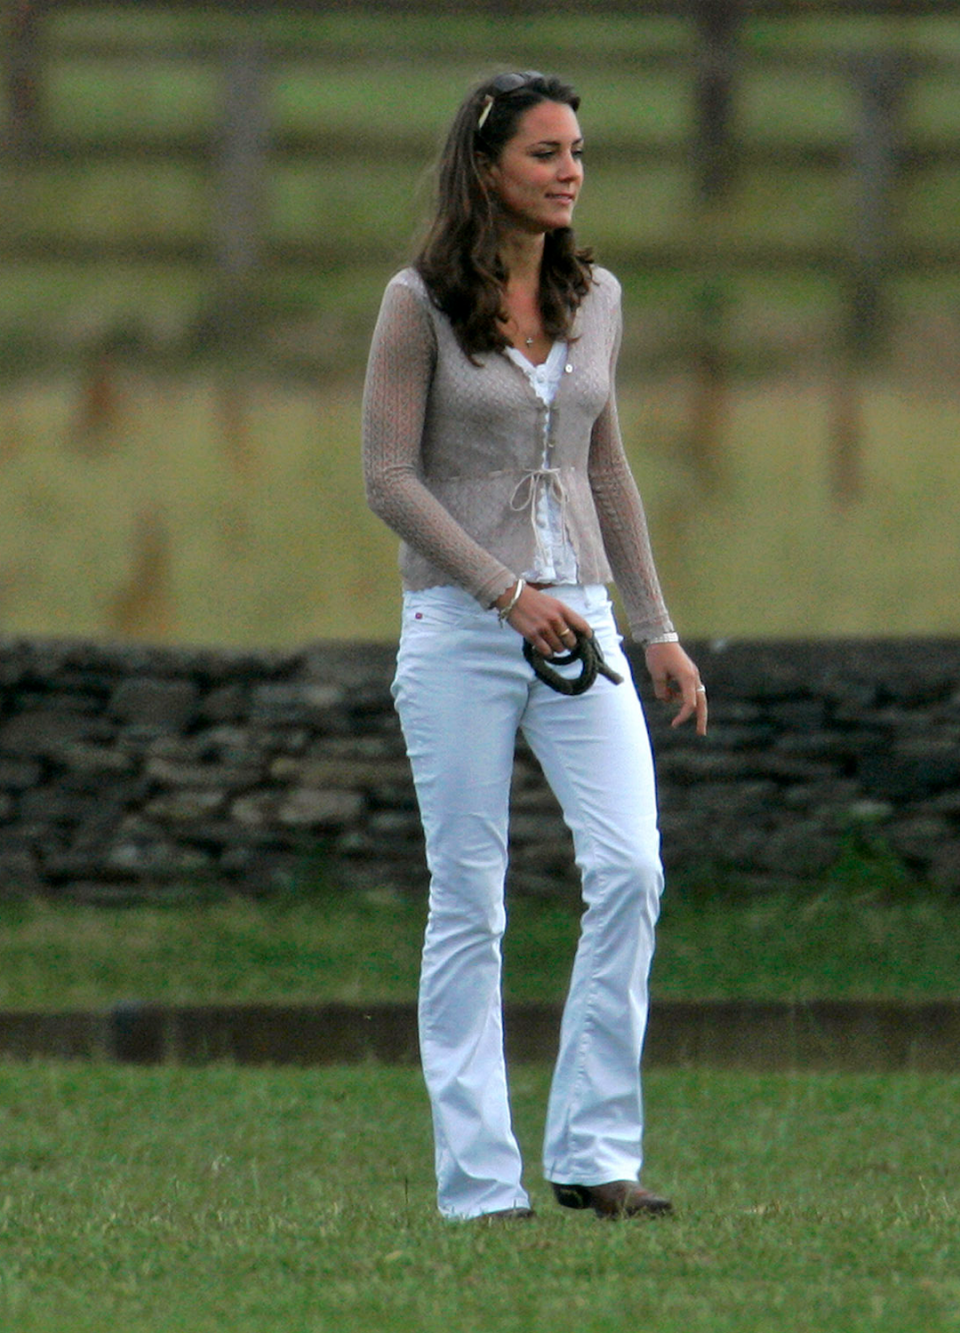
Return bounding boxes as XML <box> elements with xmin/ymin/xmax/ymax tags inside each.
<box><xmin>363</xmin><ymin>70</ymin><xmax>707</xmax><ymax>1223</ymax></box>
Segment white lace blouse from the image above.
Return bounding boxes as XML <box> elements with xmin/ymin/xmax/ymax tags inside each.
<box><xmin>502</xmin><ymin>340</ymin><xmax>579</xmax><ymax>585</ymax></box>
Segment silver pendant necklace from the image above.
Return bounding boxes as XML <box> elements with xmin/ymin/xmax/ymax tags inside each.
<box><xmin>508</xmin><ymin>313</ymin><xmax>536</xmax><ymax>348</ymax></box>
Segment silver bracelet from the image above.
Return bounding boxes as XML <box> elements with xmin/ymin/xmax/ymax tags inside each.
<box><xmin>643</xmin><ymin>631</ymin><xmax>679</xmax><ymax>648</ymax></box>
<box><xmin>497</xmin><ymin>577</ymin><xmax>525</xmax><ymax>625</ymax></box>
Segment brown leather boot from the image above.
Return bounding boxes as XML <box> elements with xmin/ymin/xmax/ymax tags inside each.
<box><xmin>552</xmin><ymin>1181</ymin><xmax>672</xmax><ymax>1218</ymax></box>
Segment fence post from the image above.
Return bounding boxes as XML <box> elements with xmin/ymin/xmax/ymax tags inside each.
<box><xmin>847</xmin><ymin>52</ymin><xmax>906</xmax><ymax>361</ymax></box>
<box><xmin>6</xmin><ymin>1</ymin><xmax>43</xmax><ymax>161</ymax></box>
<box><xmin>693</xmin><ymin>0</ymin><xmax>739</xmax><ymax>204</ymax></box>
<box><xmin>689</xmin><ymin>0</ymin><xmax>741</xmax><ymax>489</ymax></box>
<box><xmin>831</xmin><ymin>52</ymin><xmax>907</xmax><ymax>503</ymax></box>
<box><xmin>212</xmin><ymin>38</ymin><xmax>269</xmax><ymax>340</ymax></box>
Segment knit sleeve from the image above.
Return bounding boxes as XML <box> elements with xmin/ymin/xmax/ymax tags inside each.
<box><xmin>362</xmin><ymin>274</ymin><xmax>517</xmax><ymax>606</ymax></box>
<box><xmin>587</xmin><ymin>292</ymin><xmax>676</xmax><ymax>644</ymax></box>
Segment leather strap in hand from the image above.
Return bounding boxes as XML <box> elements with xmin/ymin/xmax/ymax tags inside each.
<box><xmin>522</xmin><ymin>630</ymin><xmax>624</xmax><ymax>695</ymax></box>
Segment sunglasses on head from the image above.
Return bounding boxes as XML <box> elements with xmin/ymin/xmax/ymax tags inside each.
<box><xmin>477</xmin><ymin>71</ymin><xmax>544</xmax><ymax>130</ymax></box>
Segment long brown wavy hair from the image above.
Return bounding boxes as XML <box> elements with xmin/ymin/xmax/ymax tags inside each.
<box><xmin>414</xmin><ymin>71</ymin><xmax>593</xmax><ymax>359</ymax></box>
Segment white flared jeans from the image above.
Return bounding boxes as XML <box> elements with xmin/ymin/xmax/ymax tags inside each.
<box><xmin>392</xmin><ymin>583</ymin><xmax>664</xmax><ymax>1220</ymax></box>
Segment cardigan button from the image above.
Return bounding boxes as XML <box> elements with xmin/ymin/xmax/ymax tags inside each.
<box><xmin>564</xmin><ymin>363</ymin><xmax>573</xmax><ymax>374</ymax></box>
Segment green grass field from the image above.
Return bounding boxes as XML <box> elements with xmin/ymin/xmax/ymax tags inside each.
<box><xmin>0</xmin><ymin>1063</ymin><xmax>957</xmax><ymax>1333</ymax></box>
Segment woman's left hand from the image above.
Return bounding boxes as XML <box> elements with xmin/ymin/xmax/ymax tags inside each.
<box><xmin>644</xmin><ymin>642</ymin><xmax>708</xmax><ymax>736</ymax></box>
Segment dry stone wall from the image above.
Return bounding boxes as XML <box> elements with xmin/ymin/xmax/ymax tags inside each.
<box><xmin>0</xmin><ymin>635</ymin><xmax>958</xmax><ymax>901</ymax></box>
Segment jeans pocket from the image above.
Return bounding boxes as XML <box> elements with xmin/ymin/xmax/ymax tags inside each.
<box><xmin>402</xmin><ymin>589</ymin><xmax>481</xmax><ymax>631</ymax></box>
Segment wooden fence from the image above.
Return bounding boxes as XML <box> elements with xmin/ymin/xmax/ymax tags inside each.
<box><xmin>6</xmin><ymin>1</ymin><xmax>959</xmax><ymax>323</ymax></box>
<box><xmin>4</xmin><ymin>0</ymin><xmax>960</xmax><ymax>495</ymax></box>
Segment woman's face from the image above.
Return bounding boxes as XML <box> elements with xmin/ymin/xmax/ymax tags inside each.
<box><xmin>486</xmin><ymin>99</ymin><xmax>584</xmax><ymax>234</ymax></box>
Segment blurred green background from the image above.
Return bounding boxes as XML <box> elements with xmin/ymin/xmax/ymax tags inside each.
<box><xmin>2</xmin><ymin>5</ymin><xmax>959</xmax><ymax>646</ymax></box>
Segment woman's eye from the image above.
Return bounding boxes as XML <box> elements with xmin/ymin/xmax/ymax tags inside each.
<box><xmin>530</xmin><ymin>147</ymin><xmax>583</xmax><ymax>161</ymax></box>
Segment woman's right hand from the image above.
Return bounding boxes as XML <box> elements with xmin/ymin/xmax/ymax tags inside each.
<box><xmin>495</xmin><ymin>583</ymin><xmax>592</xmax><ymax>657</ymax></box>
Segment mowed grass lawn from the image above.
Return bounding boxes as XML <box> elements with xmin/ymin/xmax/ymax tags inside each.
<box><xmin>0</xmin><ymin>866</ymin><xmax>956</xmax><ymax>1329</ymax></box>
<box><xmin>0</xmin><ymin>1063</ymin><xmax>957</xmax><ymax>1333</ymax></box>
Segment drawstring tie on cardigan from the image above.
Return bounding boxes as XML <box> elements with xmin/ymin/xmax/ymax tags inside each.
<box><xmin>510</xmin><ymin>467</ymin><xmax>569</xmax><ymax>570</ymax></box>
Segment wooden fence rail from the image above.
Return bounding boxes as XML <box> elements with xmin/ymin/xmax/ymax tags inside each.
<box><xmin>8</xmin><ymin>7</ymin><xmax>957</xmax><ymax>298</ymax></box>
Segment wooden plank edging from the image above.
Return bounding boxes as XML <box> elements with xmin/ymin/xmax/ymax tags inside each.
<box><xmin>0</xmin><ymin>1001</ymin><xmax>956</xmax><ymax>1072</ymax></box>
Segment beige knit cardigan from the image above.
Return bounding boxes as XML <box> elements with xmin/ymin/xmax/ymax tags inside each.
<box><xmin>362</xmin><ymin>265</ymin><xmax>675</xmax><ymax>644</ymax></box>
